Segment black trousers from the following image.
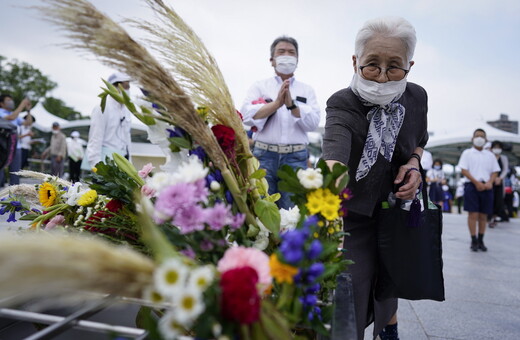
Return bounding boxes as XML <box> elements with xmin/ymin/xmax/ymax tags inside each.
<box><xmin>69</xmin><ymin>157</ymin><xmax>82</xmax><ymax>183</ymax></box>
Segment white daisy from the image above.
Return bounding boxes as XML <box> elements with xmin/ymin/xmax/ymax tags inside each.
<box><xmin>64</xmin><ymin>182</ymin><xmax>88</xmax><ymax>206</ymax></box>
<box><xmin>142</xmin><ymin>285</ymin><xmax>166</xmax><ymax>305</ymax></box>
<box><xmin>297</xmin><ymin>168</ymin><xmax>323</xmax><ymax>189</ymax></box>
<box><xmin>171</xmin><ymin>287</ymin><xmax>205</xmax><ymax>325</ymax></box>
<box><xmin>158</xmin><ymin>311</ymin><xmax>184</xmax><ymax>340</ymax></box>
<box><xmin>188</xmin><ymin>265</ymin><xmax>215</xmax><ymax>291</ymax></box>
<box><xmin>154</xmin><ymin>258</ymin><xmax>189</xmax><ymax>297</ymax></box>
<box><xmin>170</xmin><ymin>156</ymin><xmax>208</xmax><ymax>184</ymax></box>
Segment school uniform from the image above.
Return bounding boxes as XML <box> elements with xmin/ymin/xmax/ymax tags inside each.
<box><xmin>457</xmin><ymin>147</ymin><xmax>500</xmax><ymax>215</ymax></box>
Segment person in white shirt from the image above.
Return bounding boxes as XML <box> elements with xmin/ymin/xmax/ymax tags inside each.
<box><xmin>457</xmin><ymin>128</ymin><xmax>500</xmax><ymax>252</ymax></box>
<box><xmin>67</xmin><ymin>131</ymin><xmax>85</xmax><ymax>182</ymax></box>
<box><xmin>425</xmin><ymin>158</ymin><xmax>446</xmax><ymax>206</ymax></box>
<box><xmin>85</xmin><ymin>72</ymin><xmax>132</xmax><ymax>169</ymax></box>
<box><xmin>420</xmin><ymin>149</ymin><xmax>433</xmax><ymax>171</ymax></box>
<box><xmin>241</xmin><ymin>36</ymin><xmax>320</xmax><ymax>209</ymax></box>
<box><xmin>19</xmin><ymin>114</ymin><xmax>35</xmax><ymax>169</ymax></box>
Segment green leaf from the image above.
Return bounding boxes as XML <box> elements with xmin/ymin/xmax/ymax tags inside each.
<box><xmin>168</xmin><ymin>136</ymin><xmax>192</xmax><ymax>150</ymax></box>
<box><xmin>249</xmin><ymin>168</ymin><xmax>266</xmax><ymax>180</ymax></box>
<box><xmin>277</xmin><ymin>165</ymin><xmax>306</xmax><ymax>194</ymax></box>
<box><xmin>99</xmin><ymin>92</ymin><xmax>107</xmax><ymax>112</ymax></box>
<box><xmin>254</xmin><ymin>199</ymin><xmax>280</xmax><ymax>233</ymax></box>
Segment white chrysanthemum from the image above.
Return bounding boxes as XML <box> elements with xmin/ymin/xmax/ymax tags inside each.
<box><xmin>170</xmin><ymin>156</ymin><xmax>208</xmax><ymax>184</ymax></box>
<box><xmin>188</xmin><ymin>265</ymin><xmax>215</xmax><ymax>291</ymax></box>
<box><xmin>171</xmin><ymin>287</ymin><xmax>205</xmax><ymax>325</ymax></box>
<box><xmin>154</xmin><ymin>258</ymin><xmax>189</xmax><ymax>297</ymax></box>
<box><xmin>158</xmin><ymin>311</ymin><xmax>184</xmax><ymax>340</ymax></box>
<box><xmin>142</xmin><ymin>285</ymin><xmax>166</xmax><ymax>305</ymax></box>
<box><xmin>210</xmin><ymin>181</ymin><xmax>220</xmax><ymax>192</ymax></box>
<box><xmin>280</xmin><ymin>205</ymin><xmax>301</xmax><ymax>233</ymax></box>
<box><xmin>297</xmin><ymin>168</ymin><xmax>323</xmax><ymax>189</ymax></box>
<box><xmin>147</xmin><ymin>172</ymin><xmax>174</xmax><ymax>194</ymax></box>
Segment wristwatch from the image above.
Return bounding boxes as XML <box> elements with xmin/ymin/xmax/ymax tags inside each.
<box><xmin>286</xmin><ymin>101</ymin><xmax>297</xmax><ymax>110</ymax></box>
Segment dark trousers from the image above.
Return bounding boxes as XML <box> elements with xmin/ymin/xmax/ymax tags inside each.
<box><xmin>69</xmin><ymin>157</ymin><xmax>82</xmax><ymax>183</ymax></box>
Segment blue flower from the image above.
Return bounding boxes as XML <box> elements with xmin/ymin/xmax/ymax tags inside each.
<box><xmin>31</xmin><ymin>208</ymin><xmax>42</xmax><ymax>214</ymax></box>
<box><xmin>167</xmin><ymin>127</ymin><xmax>187</xmax><ymax>138</ymax></box>
<box><xmin>309</xmin><ymin>306</ymin><xmax>322</xmax><ymax>321</ymax></box>
<box><xmin>307</xmin><ymin>239</ymin><xmax>323</xmax><ymax>260</ymax></box>
<box><xmin>213</xmin><ymin>169</ymin><xmax>223</xmax><ymax>182</ymax></box>
<box><xmin>306</xmin><ymin>262</ymin><xmax>325</xmax><ymax>282</ymax></box>
<box><xmin>189</xmin><ymin>146</ymin><xmax>206</xmax><ymax>161</ymax></box>
<box><xmin>225</xmin><ymin>190</ymin><xmax>233</xmax><ymax>204</ymax></box>
<box><xmin>299</xmin><ymin>294</ymin><xmax>318</xmax><ymax>307</ymax></box>
<box><xmin>0</xmin><ymin>206</ymin><xmax>6</xmax><ymax>215</ymax></box>
<box><xmin>305</xmin><ymin>283</ymin><xmax>321</xmax><ymax>294</ymax></box>
<box><xmin>280</xmin><ymin>230</ymin><xmax>307</xmax><ymax>264</ymax></box>
<box><xmin>7</xmin><ymin>212</ymin><xmax>16</xmax><ymax>222</ymax></box>
<box><xmin>10</xmin><ymin>201</ymin><xmax>22</xmax><ymax>207</ymax></box>
<box><xmin>205</xmin><ymin>173</ymin><xmax>216</xmax><ymax>187</ymax></box>
<box><xmin>303</xmin><ymin>215</ymin><xmax>319</xmax><ymax>228</ymax></box>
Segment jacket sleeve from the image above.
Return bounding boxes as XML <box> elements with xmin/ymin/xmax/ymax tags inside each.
<box><xmin>86</xmin><ymin>106</ymin><xmax>104</xmax><ymax>167</ymax></box>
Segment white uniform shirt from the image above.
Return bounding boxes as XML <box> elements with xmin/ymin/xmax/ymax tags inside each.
<box><xmin>66</xmin><ymin>137</ymin><xmax>85</xmax><ymax>162</ymax></box>
<box><xmin>458</xmin><ymin>147</ymin><xmax>501</xmax><ymax>182</ymax></box>
<box><xmin>86</xmin><ymin>96</ymin><xmax>132</xmax><ymax>167</ymax></box>
<box><xmin>241</xmin><ymin>76</ymin><xmax>320</xmax><ymax>145</ymax></box>
<box><xmin>19</xmin><ymin>125</ymin><xmax>32</xmax><ymax>150</ymax></box>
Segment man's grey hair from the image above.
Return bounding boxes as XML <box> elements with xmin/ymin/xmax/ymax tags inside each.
<box><xmin>355</xmin><ymin>17</ymin><xmax>417</xmax><ymax>63</ymax></box>
<box><xmin>270</xmin><ymin>36</ymin><xmax>299</xmax><ymax>58</ymax></box>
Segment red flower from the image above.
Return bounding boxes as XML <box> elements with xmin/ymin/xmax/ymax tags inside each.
<box><xmin>211</xmin><ymin>124</ymin><xmax>236</xmax><ymax>158</ymax></box>
<box><xmin>106</xmin><ymin>199</ymin><xmax>123</xmax><ymax>213</ymax></box>
<box><xmin>251</xmin><ymin>97</ymin><xmax>267</xmax><ymax>105</ymax></box>
<box><xmin>220</xmin><ymin>266</ymin><xmax>260</xmax><ymax>324</ymax></box>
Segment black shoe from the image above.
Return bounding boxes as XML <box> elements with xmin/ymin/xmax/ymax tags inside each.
<box><xmin>478</xmin><ymin>241</ymin><xmax>488</xmax><ymax>252</ymax></box>
<box><xmin>471</xmin><ymin>241</ymin><xmax>479</xmax><ymax>252</ymax></box>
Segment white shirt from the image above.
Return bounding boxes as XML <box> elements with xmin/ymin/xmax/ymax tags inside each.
<box><xmin>421</xmin><ymin>150</ymin><xmax>433</xmax><ymax>171</ymax></box>
<box><xmin>426</xmin><ymin>168</ymin><xmax>445</xmax><ymax>181</ymax></box>
<box><xmin>19</xmin><ymin>125</ymin><xmax>32</xmax><ymax>149</ymax></box>
<box><xmin>66</xmin><ymin>137</ymin><xmax>85</xmax><ymax>162</ymax></box>
<box><xmin>241</xmin><ymin>76</ymin><xmax>320</xmax><ymax>145</ymax></box>
<box><xmin>86</xmin><ymin>96</ymin><xmax>132</xmax><ymax>167</ymax></box>
<box><xmin>458</xmin><ymin>147</ymin><xmax>501</xmax><ymax>182</ymax></box>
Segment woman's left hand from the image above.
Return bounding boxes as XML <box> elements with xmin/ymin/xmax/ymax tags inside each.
<box><xmin>394</xmin><ymin>164</ymin><xmax>422</xmax><ymax>200</ymax></box>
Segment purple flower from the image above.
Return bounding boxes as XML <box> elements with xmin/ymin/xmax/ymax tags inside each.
<box><xmin>154</xmin><ymin>182</ymin><xmax>199</xmax><ymax>218</ymax></box>
<box><xmin>308</xmin><ymin>306</ymin><xmax>322</xmax><ymax>321</ymax></box>
<box><xmin>189</xmin><ymin>146</ymin><xmax>206</xmax><ymax>161</ymax></box>
<box><xmin>173</xmin><ymin>205</ymin><xmax>206</xmax><ymax>234</ymax></box>
<box><xmin>193</xmin><ymin>179</ymin><xmax>209</xmax><ymax>203</ymax></box>
<box><xmin>205</xmin><ymin>173</ymin><xmax>216</xmax><ymax>187</ymax></box>
<box><xmin>0</xmin><ymin>206</ymin><xmax>6</xmax><ymax>215</ymax></box>
<box><xmin>229</xmin><ymin>213</ymin><xmax>246</xmax><ymax>230</ymax></box>
<box><xmin>10</xmin><ymin>201</ymin><xmax>22</xmax><ymax>207</ymax></box>
<box><xmin>180</xmin><ymin>247</ymin><xmax>196</xmax><ymax>259</ymax></box>
<box><xmin>213</xmin><ymin>169</ymin><xmax>223</xmax><ymax>182</ymax></box>
<box><xmin>200</xmin><ymin>239</ymin><xmax>214</xmax><ymax>251</ymax></box>
<box><xmin>300</xmin><ymin>294</ymin><xmax>318</xmax><ymax>307</ymax></box>
<box><xmin>307</xmin><ymin>263</ymin><xmax>325</xmax><ymax>282</ymax></box>
<box><xmin>7</xmin><ymin>212</ymin><xmax>16</xmax><ymax>222</ymax></box>
<box><xmin>307</xmin><ymin>239</ymin><xmax>323</xmax><ymax>260</ymax></box>
<box><xmin>168</xmin><ymin>127</ymin><xmax>187</xmax><ymax>138</ymax></box>
<box><xmin>31</xmin><ymin>208</ymin><xmax>42</xmax><ymax>214</ymax></box>
<box><xmin>204</xmin><ymin>202</ymin><xmax>232</xmax><ymax>231</ymax></box>
<box><xmin>306</xmin><ymin>283</ymin><xmax>321</xmax><ymax>294</ymax></box>
<box><xmin>225</xmin><ymin>190</ymin><xmax>233</xmax><ymax>204</ymax></box>
<box><xmin>303</xmin><ymin>215</ymin><xmax>319</xmax><ymax>228</ymax></box>
<box><xmin>280</xmin><ymin>229</ymin><xmax>307</xmax><ymax>264</ymax></box>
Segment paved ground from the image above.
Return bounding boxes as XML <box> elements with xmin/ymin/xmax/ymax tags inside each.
<box><xmin>1</xmin><ymin>181</ymin><xmax>519</xmax><ymax>339</ymax></box>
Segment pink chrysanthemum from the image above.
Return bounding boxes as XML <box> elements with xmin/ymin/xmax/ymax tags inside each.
<box><xmin>204</xmin><ymin>202</ymin><xmax>232</xmax><ymax>231</ymax></box>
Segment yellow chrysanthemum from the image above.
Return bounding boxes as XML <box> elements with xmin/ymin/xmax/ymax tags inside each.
<box><xmin>269</xmin><ymin>254</ymin><xmax>299</xmax><ymax>284</ymax></box>
<box><xmin>313</xmin><ymin>232</ymin><xmax>319</xmax><ymax>238</ymax></box>
<box><xmin>321</xmin><ymin>204</ymin><xmax>340</xmax><ymax>221</ymax></box>
<box><xmin>77</xmin><ymin>189</ymin><xmax>98</xmax><ymax>206</ymax></box>
<box><xmin>327</xmin><ymin>227</ymin><xmax>335</xmax><ymax>234</ymax></box>
<box><xmin>38</xmin><ymin>182</ymin><xmax>58</xmax><ymax>207</ymax></box>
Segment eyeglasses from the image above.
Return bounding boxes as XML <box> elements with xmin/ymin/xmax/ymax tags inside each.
<box><xmin>359</xmin><ymin>64</ymin><xmax>409</xmax><ymax>81</ymax></box>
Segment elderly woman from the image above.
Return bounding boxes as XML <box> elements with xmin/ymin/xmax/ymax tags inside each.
<box><xmin>322</xmin><ymin>17</ymin><xmax>428</xmax><ymax>340</ymax></box>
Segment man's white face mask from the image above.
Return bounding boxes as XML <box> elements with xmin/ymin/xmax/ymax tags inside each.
<box><xmin>473</xmin><ymin>137</ymin><xmax>486</xmax><ymax>148</ymax></box>
<box><xmin>350</xmin><ymin>72</ymin><xmax>407</xmax><ymax>106</ymax></box>
<box><xmin>275</xmin><ymin>56</ymin><xmax>298</xmax><ymax>75</ymax></box>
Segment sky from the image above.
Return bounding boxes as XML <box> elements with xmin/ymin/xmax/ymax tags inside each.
<box><xmin>1</xmin><ymin>0</ymin><xmax>519</xmax><ymax>136</ymax></box>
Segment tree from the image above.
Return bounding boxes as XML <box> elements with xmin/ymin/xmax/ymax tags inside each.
<box><xmin>0</xmin><ymin>55</ymin><xmax>57</xmax><ymax>104</ymax></box>
<box><xmin>43</xmin><ymin>97</ymin><xmax>84</xmax><ymax>120</ymax></box>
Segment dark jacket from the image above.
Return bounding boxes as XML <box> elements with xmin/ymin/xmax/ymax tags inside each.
<box><xmin>322</xmin><ymin>82</ymin><xmax>428</xmax><ymax>217</ymax></box>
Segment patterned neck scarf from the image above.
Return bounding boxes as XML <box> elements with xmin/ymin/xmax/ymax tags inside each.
<box><xmin>355</xmin><ymin>97</ymin><xmax>406</xmax><ymax>181</ymax></box>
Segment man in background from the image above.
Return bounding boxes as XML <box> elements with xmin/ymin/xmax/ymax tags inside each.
<box><xmin>67</xmin><ymin>131</ymin><xmax>84</xmax><ymax>182</ymax></box>
<box><xmin>85</xmin><ymin>72</ymin><xmax>132</xmax><ymax>168</ymax></box>
<box><xmin>43</xmin><ymin>122</ymin><xmax>67</xmax><ymax>177</ymax></box>
<box><xmin>241</xmin><ymin>36</ymin><xmax>320</xmax><ymax>209</ymax></box>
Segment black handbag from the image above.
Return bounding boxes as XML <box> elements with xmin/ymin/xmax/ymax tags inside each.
<box><xmin>375</xmin><ymin>169</ymin><xmax>445</xmax><ymax>301</ymax></box>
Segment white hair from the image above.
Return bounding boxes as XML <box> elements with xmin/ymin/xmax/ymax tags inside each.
<box><xmin>355</xmin><ymin>16</ymin><xmax>417</xmax><ymax>63</ymax></box>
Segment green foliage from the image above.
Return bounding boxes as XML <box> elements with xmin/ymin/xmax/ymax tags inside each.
<box><xmin>0</xmin><ymin>55</ymin><xmax>57</xmax><ymax>104</ymax></box>
<box><xmin>43</xmin><ymin>97</ymin><xmax>83</xmax><ymax>120</ymax></box>
<box><xmin>85</xmin><ymin>157</ymin><xmax>141</xmax><ymax>207</ymax></box>
<box><xmin>253</xmin><ymin>199</ymin><xmax>280</xmax><ymax>233</ymax></box>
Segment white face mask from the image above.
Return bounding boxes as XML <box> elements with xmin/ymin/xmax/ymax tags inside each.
<box><xmin>350</xmin><ymin>73</ymin><xmax>407</xmax><ymax>106</ymax></box>
<box><xmin>274</xmin><ymin>56</ymin><xmax>298</xmax><ymax>75</ymax></box>
<box><xmin>473</xmin><ymin>137</ymin><xmax>486</xmax><ymax>148</ymax></box>
<box><xmin>442</xmin><ymin>185</ymin><xmax>449</xmax><ymax>191</ymax></box>
<box><xmin>52</xmin><ymin>130</ymin><xmax>59</xmax><ymax>135</ymax></box>
<box><xmin>434</xmin><ymin>165</ymin><xmax>442</xmax><ymax>170</ymax></box>
<box><xmin>492</xmin><ymin>148</ymin><xmax>502</xmax><ymax>155</ymax></box>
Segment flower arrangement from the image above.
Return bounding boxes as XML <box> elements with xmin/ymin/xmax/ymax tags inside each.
<box><xmin>0</xmin><ymin>0</ymin><xmax>355</xmax><ymax>339</ymax></box>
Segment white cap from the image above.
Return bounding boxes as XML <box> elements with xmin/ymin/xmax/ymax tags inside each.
<box><xmin>107</xmin><ymin>71</ymin><xmax>132</xmax><ymax>84</ymax></box>
<box><xmin>71</xmin><ymin>131</ymin><xmax>80</xmax><ymax>138</ymax></box>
